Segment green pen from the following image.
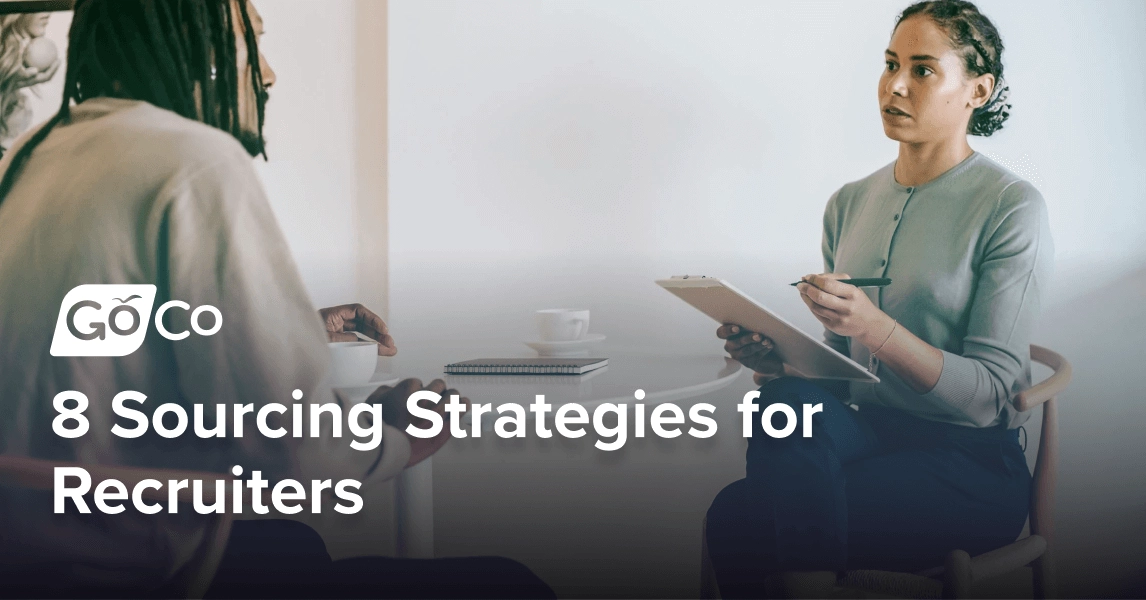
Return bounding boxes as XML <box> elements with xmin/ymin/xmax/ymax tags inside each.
<box><xmin>790</xmin><ymin>277</ymin><xmax>892</xmax><ymax>288</ymax></box>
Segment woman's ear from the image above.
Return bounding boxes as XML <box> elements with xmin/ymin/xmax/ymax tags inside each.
<box><xmin>968</xmin><ymin>73</ymin><xmax>996</xmax><ymax>109</ymax></box>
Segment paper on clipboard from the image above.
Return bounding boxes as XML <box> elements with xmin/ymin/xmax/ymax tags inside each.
<box><xmin>657</xmin><ymin>276</ymin><xmax>878</xmax><ymax>383</ymax></box>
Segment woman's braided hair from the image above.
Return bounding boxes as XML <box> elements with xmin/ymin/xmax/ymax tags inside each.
<box><xmin>0</xmin><ymin>0</ymin><xmax>266</xmax><ymax>206</ymax></box>
<box><xmin>896</xmin><ymin>0</ymin><xmax>1011</xmax><ymax>136</ymax></box>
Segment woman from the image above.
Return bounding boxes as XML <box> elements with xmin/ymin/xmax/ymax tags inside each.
<box><xmin>705</xmin><ymin>1</ymin><xmax>1053</xmax><ymax>596</ymax></box>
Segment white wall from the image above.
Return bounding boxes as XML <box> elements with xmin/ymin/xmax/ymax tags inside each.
<box><xmin>388</xmin><ymin>0</ymin><xmax>1146</xmax><ymax>356</ymax></box>
<box><xmin>390</xmin><ymin>0</ymin><xmax>1145</xmax><ymax>273</ymax></box>
<box><xmin>254</xmin><ymin>0</ymin><xmax>360</xmax><ymax>309</ymax></box>
<box><xmin>255</xmin><ymin>0</ymin><xmax>400</xmax><ymax>559</ymax></box>
<box><xmin>389</xmin><ymin>1</ymin><xmax>1146</xmax><ymax>595</ymax></box>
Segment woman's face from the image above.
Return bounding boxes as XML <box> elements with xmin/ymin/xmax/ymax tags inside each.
<box><xmin>878</xmin><ymin>16</ymin><xmax>992</xmax><ymax>144</ymax></box>
<box><xmin>23</xmin><ymin>13</ymin><xmax>50</xmax><ymax>38</ymax></box>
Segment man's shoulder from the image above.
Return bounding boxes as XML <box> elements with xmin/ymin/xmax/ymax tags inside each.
<box><xmin>16</xmin><ymin>99</ymin><xmax>266</xmax><ymax>221</ymax></box>
<box><xmin>104</xmin><ymin>101</ymin><xmax>252</xmax><ymax>170</ymax></box>
<box><xmin>44</xmin><ymin>99</ymin><xmax>253</xmax><ymax>187</ymax></box>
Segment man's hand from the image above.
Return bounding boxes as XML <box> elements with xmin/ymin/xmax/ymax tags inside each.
<box><xmin>717</xmin><ymin>324</ymin><xmax>785</xmax><ymax>385</ymax></box>
<box><xmin>320</xmin><ymin>303</ymin><xmax>397</xmax><ymax>356</ymax></box>
<box><xmin>367</xmin><ymin>378</ymin><xmax>468</xmax><ymax>468</ymax></box>
<box><xmin>795</xmin><ymin>273</ymin><xmax>894</xmax><ymax>348</ymax></box>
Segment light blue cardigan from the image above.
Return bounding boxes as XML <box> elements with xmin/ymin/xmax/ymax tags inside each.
<box><xmin>823</xmin><ymin>152</ymin><xmax>1053</xmax><ymax>429</ymax></box>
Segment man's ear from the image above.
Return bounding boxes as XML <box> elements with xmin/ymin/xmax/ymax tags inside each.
<box><xmin>968</xmin><ymin>73</ymin><xmax>995</xmax><ymax>109</ymax></box>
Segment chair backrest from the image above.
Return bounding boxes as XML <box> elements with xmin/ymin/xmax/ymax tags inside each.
<box><xmin>0</xmin><ymin>455</ymin><xmax>234</xmax><ymax>598</ymax></box>
<box><xmin>1015</xmin><ymin>345</ymin><xmax>1072</xmax><ymax>543</ymax></box>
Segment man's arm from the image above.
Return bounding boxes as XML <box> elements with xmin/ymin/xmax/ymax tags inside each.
<box><xmin>156</xmin><ymin>148</ymin><xmax>408</xmax><ymax>483</ymax></box>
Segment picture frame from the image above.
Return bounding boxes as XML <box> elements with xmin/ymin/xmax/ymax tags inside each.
<box><xmin>0</xmin><ymin>0</ymin><xmax>73</xmax><ymax>153</ymax></box>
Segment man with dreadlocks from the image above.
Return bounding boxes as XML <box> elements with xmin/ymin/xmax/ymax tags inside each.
<box><xmin>0</xmin><ymin>0</ymin><xmax>552</xmax><ymax>597</ymax></box>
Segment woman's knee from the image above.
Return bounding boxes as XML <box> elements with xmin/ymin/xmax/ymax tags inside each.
<box><xmin>753</xmin><ymin>376</ymin><xmax>858</xmax><ymax>440</ymax></box>
<box><xmin>705</xmin><ymin>479</ymin><xmax>761</xmax><ymax>552</ymax></box>
<box><xmin>757</xmin><ymin>376</ymin><xmax>833</xmax><ymax>408</ymax></box>
<box><xmin>745</xmin><ymin>377</ymin><xmax>864</xmax><ymax>476</ymax></box>
<box><xmin>749</xmin><ymin>377</ymin><xmax>831</xmax><ymax>440</ymax></box>
<box><xmin>707</xmin><ymin>478</ymin><xmax>749</xmax><ymax>524</ymax></box>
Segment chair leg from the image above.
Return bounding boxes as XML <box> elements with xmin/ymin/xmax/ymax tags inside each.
<box><xmin>1032</xmin><ymin>547</ymin><xmax>1057</xmax><ymax>599</ymax></box>
<box><xmin>943</xmin><ymin>550</ymin><xmax>972</xmax><ymax>599</ymax></box>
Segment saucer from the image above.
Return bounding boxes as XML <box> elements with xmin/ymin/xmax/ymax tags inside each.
<box><xmin>524</xmin><ymin>333</ymin><xmax>606</xmax><ymax>357</ymax></box>
<box><xmin>334</xmin><ymin>370</ymin><xmax>401</xmax><ymax>400</ymax></box>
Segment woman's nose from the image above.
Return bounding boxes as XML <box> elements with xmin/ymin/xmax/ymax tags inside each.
<box><xmin>885</xmin><ymin>70</ymin><xmax>908</xmax><ymax>97</ymax></box>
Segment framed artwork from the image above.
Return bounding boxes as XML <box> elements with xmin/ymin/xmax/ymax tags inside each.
<box><xmin>0</xmin><ymin>0</ymin><xmax>73</xmax><ymax>153</ymax></box>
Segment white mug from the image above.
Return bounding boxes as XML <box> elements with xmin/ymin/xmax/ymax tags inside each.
<box><xmin>535</xmin><ymin>309</ymin><xmax>590</xmax><ymax>342</ymax></box>
<box><xmin>328</xmin><ymin>341</ymin><xmax>378</xmax><ymax>387</ymax></box>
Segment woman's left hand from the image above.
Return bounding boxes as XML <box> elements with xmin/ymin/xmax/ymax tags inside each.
<box><xmin>796</xmin><ymin>273</ymin><xmax>893</xmax><ymax>346</ymax></box>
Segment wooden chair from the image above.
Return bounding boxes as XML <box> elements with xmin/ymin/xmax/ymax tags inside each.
<box><xmin>0</xmin><ymin>455</ymin><xmax>235</xmax><ymax>599</ymax></box>
<box><xmin>700</xmin><ymin>344</ymin><xmax>1073</xmax><ymax>599</ymax></box>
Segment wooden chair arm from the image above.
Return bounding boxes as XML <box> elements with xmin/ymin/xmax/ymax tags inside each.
<box><xmin>0</xmin><ymin>455</ymin><xmax>231</xmax><ymax>504</ymax></box>
<box><xmin>967</xmin><ymin>535</ymin><xmax>1047</xmax><ymax>583</ymax></box>
<box><xmin>1014</xmin><ymin>345</ymin><xmax>1072</xmax><ymax>412</ymax></box>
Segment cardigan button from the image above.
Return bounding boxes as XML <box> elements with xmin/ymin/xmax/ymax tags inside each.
<box><xmin>879</xmin><ymin>259</ymin><xmax>887</xmax><ymax>267</ymax></box>
<box><xmin>893</xmin><ymin>213</ymin><xmax>900</xmax><ymax>221</ymax></box>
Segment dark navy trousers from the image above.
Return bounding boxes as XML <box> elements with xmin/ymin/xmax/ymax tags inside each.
<box><xmin>705</xmin><ymin>377</ymin><xmax>1031</xmax><ymax>598</ymax></box>
<box><xmin>205</xmin><ymin>520</ymin><xmax>555</xmax><ymax>599</ymax></box>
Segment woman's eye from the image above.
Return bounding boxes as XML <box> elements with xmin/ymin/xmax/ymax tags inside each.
<box><xmin>914</xmin><ymin>66</ymin><xmax>932</xmax><ymax>77</ymax></box>
<box><xmin>886</xmin><ymin>61</ymin><xmax>897</xmax><ymax>72</ymax></box>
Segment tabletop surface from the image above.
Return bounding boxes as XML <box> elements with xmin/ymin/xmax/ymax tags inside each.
<box><xmin>441</xmin><ymin>353</ymin><xmax>742</xmax><ymax>407</ymax></box>
<box><xmin>378</xmin><ymin>342</ymin><xmax>744</xmax><ymax>408</ymax></box>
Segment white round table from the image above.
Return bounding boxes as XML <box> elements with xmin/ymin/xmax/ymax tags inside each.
<box><xmin>393</xmin><ymin>352</ymin><xmax>743</xmax><ymax>558</ymax></box>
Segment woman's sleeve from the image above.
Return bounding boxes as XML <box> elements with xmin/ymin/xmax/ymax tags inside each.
<box><xmin>157</xmin><ymin>144</ymin><xmax>409</xmax><ymax>484</ymax></box>
<box><xmin>920</xmin><ymin>181</ymin><xmax>1054</xmax><ymax>427</ymax></box>
<box><xmin>821</xmin><ymin>189</ymin><xmax>851</xmax><ymax>358</ymax></box>
<box><xmin>819</xmin><ymin>189</ymin><xmax>852</xmax><ymax>400</ymax></box>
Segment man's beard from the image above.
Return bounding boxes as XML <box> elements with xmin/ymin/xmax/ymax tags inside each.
<box><xmin>238</xmin><ymin>129</ymin><xmax>265</xmax><ymax>158</ymax></box>
<box><xmin>238</xmin><ymin>89</ymin><xmax>269</xmax><ymax>158</ymax></box>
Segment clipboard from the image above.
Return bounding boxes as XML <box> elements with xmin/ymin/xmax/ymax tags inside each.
<box><xmin>656</xmin><ymin>276</ymin><xmax>878</xmax><ymax>383</ymax></box>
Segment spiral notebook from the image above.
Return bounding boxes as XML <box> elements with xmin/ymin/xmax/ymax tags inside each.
<box><xmin>444</xmin><ymin>358</ymin><xmax>608</xmax><ymax>375</ymax></box>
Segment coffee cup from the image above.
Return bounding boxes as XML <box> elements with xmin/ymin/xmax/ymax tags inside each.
<box><xmin>328</xmin><ymin>341</ymin><xmax>377</xmax><ymax>387</ymax></box>
<box><xmin>535</xmin><ymin>309</ymin><xmax>590</xmax><ymax>342</ymax></box>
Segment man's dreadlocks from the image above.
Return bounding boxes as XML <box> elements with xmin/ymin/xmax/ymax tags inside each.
<box><xmin>0</xmin><ymin>0</ymin><xmax>267</xmax><ymax>205</ymax></box>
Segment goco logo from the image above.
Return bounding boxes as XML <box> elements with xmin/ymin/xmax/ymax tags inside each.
<box><xmin>50</xmin><ymin>285</ymin><xmax>222</xmax><ymax>357</ymax></box>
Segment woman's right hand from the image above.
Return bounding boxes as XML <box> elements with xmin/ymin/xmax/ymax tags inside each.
<box><xmin>717</xmin><ymin>324</ymin><xmax>785</xmax><ymax>385</ymax></box>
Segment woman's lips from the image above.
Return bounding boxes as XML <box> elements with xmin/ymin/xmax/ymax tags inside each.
<box><xmin>882</xmin><ymin>106</ymin><xmax>911</xmax><ymax>118</ymax></box>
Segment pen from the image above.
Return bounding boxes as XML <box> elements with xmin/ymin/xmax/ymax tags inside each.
<box><xmin>790</xmin><ymin>277</ymin><xmax>892</xmax><ymax>288</ymax></box>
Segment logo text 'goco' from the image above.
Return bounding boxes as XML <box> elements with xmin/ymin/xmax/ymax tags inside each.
<box><xmin>50</xmin><ymin>285</ymin><xmax>222</xmax><ymax>357</ymax></box>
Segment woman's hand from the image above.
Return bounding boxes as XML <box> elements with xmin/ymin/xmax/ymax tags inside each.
<box><xmin>11</xmin><ymin>60</ymin><xmax>61</xmax><ymax>90</ymax></box>
<box><xmin>796</xmin><ymin>273</ymin><xmax>895</xmax><ymax>349</ymax></box>
<box><xmin>716</xmin><ymin>324</ymin><xmax>785</xmax><ymax>385</ymax></box>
